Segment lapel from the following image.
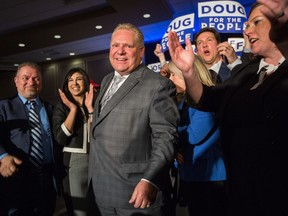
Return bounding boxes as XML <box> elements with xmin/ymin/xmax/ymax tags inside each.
<box><xmin>95</xmin><ymin>73</ymin><xmax>114</xmax><ymax>115</ymax></box>
<box><xmin>261</xmin><ymin>59</ymin><xmax>288</xmax><ymax>92</ymax></box>
<box><xmin>218</xmin><ymin>60</ymin><xmax>259</xmax><ymax>119</ymax></box>
<box><xmin>220</xmin><ymin>59</ymin><xmax>288</xmax><ymax>119</ymax></box>
<box><xmin>94</xmin><ymin>65</ymin><xmax>144</xmax><ymax>126</ymax></box>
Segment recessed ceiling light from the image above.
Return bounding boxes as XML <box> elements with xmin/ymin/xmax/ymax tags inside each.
<box><xmin>143</xmin><ymin>14</ymin><xmax>151</xmax><ymax>18</ymax></box>
<box><xmin>69</xmin><ymin>52</ymin><xmax>75</xmax><ymax>56</ymax></box>
<box><xmin>95</xmin><ymin>25</ymin><xmax>103</xmax><ymax>30</ymax></box>
<box><xmin>14</xmin><ymin>63</ymin><xmax>19</xmax><ymax>67</ymax></box>
<box><xmin>18</xmin><ymin>43</ymin><xmax>25</xmax><ymax>47</ymax></box>
<box><xmin>54</xmin><ymin>35</ymin><xmax>61</xmax><ymax>39</ymax></box>
<box><xmin>46</xmin><ymin>57</ymin><xmax>51</xmax><ymax>61</ymax></box>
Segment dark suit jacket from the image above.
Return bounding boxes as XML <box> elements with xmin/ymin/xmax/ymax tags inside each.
<box><xmin>0</xmin><ymin>96</ymin><xmax>53</xmax><ymax>158</ymax></box>
<box><xmin>0</xmin><ymin>95</ymin><xmax>63</xmax><ymax>193</ymax></box>
<box><xmin>53</xmin><ymin>102</ymin><xmax>87</xmax><ymax>151</ymax></box>
<box><xmin>198</xmin><ymin>59</ymin><xmax>288</xmax><ymax>215</ymax></box>
<box><xmin>89</xmin><ymin>64</ymin><xmax>179</xmax><ymax>208</ymax></box>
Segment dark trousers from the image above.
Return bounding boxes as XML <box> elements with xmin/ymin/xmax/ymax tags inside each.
<box><xmin>96</xmin><ymin>205</ymin><xmax>165</xmax><ymax>216</ymax></box>
<box><xmin>87</xmin><ymin>182</ymin><xmax>173</xmax><ymax>216</ymax></box>
<box><xmin>179</xmin><ymin>180</ymin><xmax>228</xmax><ymax>216</ymax></box>
<box><xmin>0</xmin><ymin>164</ymin><xmax>56</xmax><ymax>216</ymax></box>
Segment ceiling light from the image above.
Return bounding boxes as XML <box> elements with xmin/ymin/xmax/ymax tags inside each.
<box><xmin>143</xmin><ymin>14</ymin><xmax>151</xmax><ymax>18</ymax></box>
<box><xmin>69</xmin><ymin>53</ymin><xmax>75</xmax><ymax>56</ymax></box>
<box><xmin>18</xmin><ymin>43</ymin><xmax>25</xmax><ymax>47</ymax></box>
<box><xmin>54</xmin><ymin>35</ymin><xmax>61</xmax><ymax>39</ymax></box>
<box><xmin>95</xmin><ymin>25</ymin><xmax>102</xmax><ymax>30</ymax></box>
<box><xmin>46</xmin><ymin>57</ymin><xmax>51</xmax><ymax>61</ymax></box>
<box><xmin>14</xmin><ymin>64</ymin><xmax>19</xmax><ymax>67</ymax></box>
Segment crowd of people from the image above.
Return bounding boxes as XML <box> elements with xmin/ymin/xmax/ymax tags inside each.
<box><xmin>168</xmin><ymin>1</ymin><xmax>288</xmax><ymax>216</ymax></box>
<box><xmin>0</xmin><ymin>0</ymin><xmax>288</xmax><ymax>215</ymax></box>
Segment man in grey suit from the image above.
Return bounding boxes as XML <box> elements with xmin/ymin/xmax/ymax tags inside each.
<box><xmin>88</xmin><ymin>23</ymin><xmax>179</xmax><ymax>216</ymax></box>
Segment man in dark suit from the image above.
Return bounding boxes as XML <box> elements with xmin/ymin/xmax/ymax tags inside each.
<box><xmin>194</xmin><ymin>27</ymin><xmax>242</xmax><ymax>83</ymax></box>
<box><xmin>0</xmin><ymin>62</ymin><xmax>61</xmax><ymax>216</ymax></box>
<box><xmin>88</xmin><ymin>23</ymin><xmax>179</xmax><ymax>216</ymax></box>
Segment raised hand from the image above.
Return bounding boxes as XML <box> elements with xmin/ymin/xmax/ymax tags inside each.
<box><xmin>168</xmin><ymin>31</ymin><xmax>195</xmax><ymax>76</ymax></box>
<box><xmin>58</xmin><ymin>89</ymin><xmax>77</xmax><ymax>111</ymax></box>
<box><xmin>217</xmin><ymin>41</ymin><xmax>238</xmax><ymax>64</ymax></box>
<box><xmin>85</xmin><ymin>83</ymin><xmax>94</xmax><ymax>113</ymax></box>
<box><xmin>257</xmin><ymin>0</ymin><xmax>288</xmax><ymax>57</ymax></box>
<box><xmin>168</xmin><ymin>31</ymin><xmax>203</xmax><ymax>104</ymax></box>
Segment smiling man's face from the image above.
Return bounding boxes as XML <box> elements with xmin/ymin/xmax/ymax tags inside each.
<box><xmin>109</xmin><ymin>29</ymin><xmax>144</xmax><ymax>75</ymax></box>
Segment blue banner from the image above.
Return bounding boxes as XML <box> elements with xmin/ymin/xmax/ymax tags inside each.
<box><xmin>198</xmin><ymin>1</ymin><xmax>246</xmax><ymax>32</ymax></box>
<box><xmin>159</xmin><ymin>1</ymin><xmax>247</xmax><ymax>52</ymax></box>
<box><xmin>161</xmin><ymin>13</ymin><xmax>195</xmax><ymax>52</ymax></box>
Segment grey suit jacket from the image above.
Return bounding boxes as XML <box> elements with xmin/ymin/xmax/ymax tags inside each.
<box><xmin>89</xmin><ymin>64</ymin><xmax>179</xmax><ymax>208</ymax></box>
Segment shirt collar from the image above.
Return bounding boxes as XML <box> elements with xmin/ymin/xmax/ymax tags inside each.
<box><xmin>257</xmin><ymin>56</ymin><xmax>286</xmax><ymax>75</ymax></box>
<box><xmin>209</xmin><ymin>60</ymin><xmax>222</xmax><ymax>74</ymax></box>
<box><xmin>114</xmin><ymin>71</ymin><xmax>129</xmax><ymax>79</ymax></box>
<box><xmin>18</xmin><ymin>93</ymin><xmax>40</xmax><ymax>106</ymax></box>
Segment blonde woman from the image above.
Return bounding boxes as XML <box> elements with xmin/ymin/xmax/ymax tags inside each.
<box><xmin>165</xmin><ymin>56</ymin><xmax>227</xmax><ymax>216</ymax></box>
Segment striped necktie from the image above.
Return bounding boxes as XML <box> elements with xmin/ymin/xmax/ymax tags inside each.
<box><xmin>28</xmin><ymin>100</ymin><xmax>43</xmax><ymax>167</ymax></box>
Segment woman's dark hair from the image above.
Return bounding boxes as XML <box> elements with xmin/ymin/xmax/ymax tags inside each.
<box><xmin>61</xmin><ymin>67</ymin><xmax>90</xmax><ymax>111</ymax></box>
<box><xmin>248</xmin><ymin>2</ymin><xmax>262</xmax><ymax>18</ymax></box>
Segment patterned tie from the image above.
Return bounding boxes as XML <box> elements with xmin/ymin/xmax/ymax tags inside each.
<box><xmin>250</xmin><ymin>66</ymin><xmax>268</xmax><ymax>90</ymax></box>
<box><xmin>100</xmin><ymin>75</ymin><xmax>124</xmax><ymax>111</ymax></box>
<box><xmin>28</xmin><ymin>100</ymin><xmax>43</xmax><ymax>167</ymax></box>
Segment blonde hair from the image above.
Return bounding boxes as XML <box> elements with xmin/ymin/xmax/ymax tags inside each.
<box><xmin>112</xmin><ymin>23</ymin><xmax>144</xmax><ymax>47</ymax></box>
<box><xmin>167</xmin><ymin>56</ymin><xmax>214</xmax><ymax>87</ymax></box>
<box><xmin>193</xmin><ymin>55</ymin><xmax>215</xmax><ymax>86</ymax></box>
<box><xmin>168</xmin><ymin>61</ymin><xmax>183</xmax><ymax>80</ymax></box>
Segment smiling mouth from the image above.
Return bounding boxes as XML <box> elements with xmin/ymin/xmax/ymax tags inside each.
<box><xmin>249</xmin><ymin>38</ymin><xmax>258</xmax><ymax>45</ymax></box>
<box><xmin>115</xmin><ymin>57</ymin><xmax>127</xmax><ymax>61</ymax></box>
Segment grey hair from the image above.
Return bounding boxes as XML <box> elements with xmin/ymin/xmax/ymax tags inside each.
<box><xmin>16</xmin><ymin>62</ymin><xmax>42</xmax><ymax>77</ymax></box>
<box><xmin>111</xmin><ymin>23</ymin><xmax>144</xmax><ymax>47</ymax></box>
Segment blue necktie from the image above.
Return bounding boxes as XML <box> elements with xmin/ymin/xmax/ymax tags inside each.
<box><xmin>28</xmin><ymin>100</ymin><xmax>43</xmax><ymax>167</ymax></box>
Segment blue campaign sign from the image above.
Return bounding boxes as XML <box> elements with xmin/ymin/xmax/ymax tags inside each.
<box><xmin>198</xmin><ymin>1</ymin><xmax>246</xmax><ymax>32</ymax></box>
<box><xmin>159</xmin><ymin>0</ymin><xmax>254</xmax><ymax>52</ymax></box>
<box><xmin>161</xmin><ymin>13</ymin><xmax>195</xmax><ymax>52</ymax></box>
<box><xmin>228</xmin><ymin>37</ymin><xmax>245</xmax><ymax>57</ymax></box>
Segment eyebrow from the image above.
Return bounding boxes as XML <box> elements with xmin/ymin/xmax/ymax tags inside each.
<box><xmin>249</xmin><ymin>15</ymin><xmax>264</xmax><ymax>22</ymax></box>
